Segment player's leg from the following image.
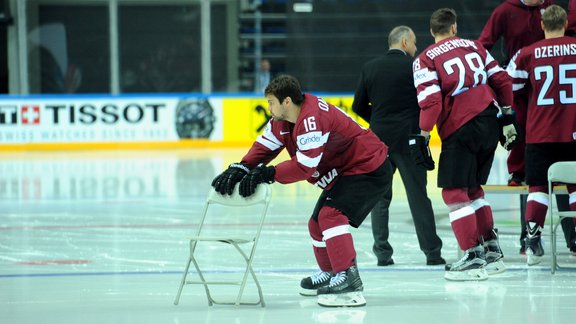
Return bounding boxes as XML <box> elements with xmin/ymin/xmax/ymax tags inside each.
<box><xmin>524</xmin><ymin>143</ymin><xmax>553</xmax><ymax>266</ymax></box>
<box><xmin>300</xmin><ymin>216</ymin><xmax>333</xmax><ymax>296</ymax></box>
<box><xmin>314</xmin><ymin>206</ymin><xmax>365</xmax><ymax>307</ymax></box>
<box><xmin>471</xmin><ymin>126</ymin><xmax>506</xmax><ymax>275</ymax></box>
<box><xmin>469</xmin><ymin>187</ymin><xmax>506</xmax><ymax>275</ymax></box>
<box><xmin>442</xmin><ymin>187</ymin><xmax>488</xmax><ymax>281</ymax></box>
<box><xmin>437</xmin><ymin>113</ymin><xmax>498</xmax><ymax>281</ymax></box>
<box><xmin>316</xmin><ymin>161</ymin><xmax>392</xmax><ymax>307</ymax></box>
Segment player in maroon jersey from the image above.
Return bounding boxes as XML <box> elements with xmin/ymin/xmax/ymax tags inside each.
<box><xmin>506</xmin><ymin>5</ymin><xmax>576</xmax><ymax>266</ymax></box>
<box><xmin>478</xmin><ymin>0</ymin><xmax>555</xmax><ymax>255</ymax></box>
<box><xmin>412</xmin><ymin>8</ymin><xmax>516</xmax><ymax>281</ymax></box>
<box><xmin>211</xmin><ymin>74</ymin><xmax>393</xmax><ymax>307</ymax></box>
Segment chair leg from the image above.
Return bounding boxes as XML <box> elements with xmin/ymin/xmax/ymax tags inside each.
<box><xmin>231</xmin><ymin>243</ymin><xmax>265</xmax><ymax>307</ymax></box>
<box><xmin>551</xmin><ymin>221</ymin><xmax>562</xmax><ymax>274</ymax></box>
<box><xmin>174</xmin><ymin>257</ymin><xmax>192</xmax><ymax>305</ymax></box>
<box><xmin>249</xmin><ymin>262</ymin><xmax>266</xmax><ymax>307</ymax></box>
<box><xmin>190</xmin><ymin>255</ymin><xmax>215</xmax><ymax>306</ymax></box>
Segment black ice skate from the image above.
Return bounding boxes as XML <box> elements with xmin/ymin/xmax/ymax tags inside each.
<box><xmin>317</xmin><ymin>266</ymin><xmax>366</xmax><ymax>307</ymax></box>
<box><xmin>525</xmin><ymin>222</ymin><xmax>544</xmax><ymax>266</ymax></box>
<box><xmin>444</xmin><ymin>245</ymin><xmax>488</xmax><ymax>281</ymax></box>
<box><xmin>484</xmin><ymin>229</ymin><xmax>507</xmax><ymax>275</ymax></box>
<box><xmin>300</xmin><ymin>271</ymin><xmax>333</xmax><ymax>296</ymax></box>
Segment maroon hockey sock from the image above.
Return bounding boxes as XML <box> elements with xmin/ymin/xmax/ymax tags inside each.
<box><xmin>443</xmin><ymin>188</ymin><xmax>480</xmax><ymax>250</ymax></box>
<box><xmin>308</xmin><ymin>218</ymin><xmax>332</xmax><ymax>272</ymax></box>
<box><xmin>468</xmin><ymin>186</ymin><xmax>495</xmax><ymax>240</ymax></box>
<box><xmin>449</xmin><ymin>205</ymin><xmax>480</xmax><ymax>250</ymax></box>
<box><xmin>472</xmin><ymin>201</ymin><xmax>495</xmax><ymax>241</ymax></box>
<box><xmin>318</xmin><ymin>206</ymin><xmax>356</xmax><ymax>273</ymax></box>
<box><xmin>526</xmin><ymin>186</ymin><xmax>549</xmax><ymax>228</ymax></box>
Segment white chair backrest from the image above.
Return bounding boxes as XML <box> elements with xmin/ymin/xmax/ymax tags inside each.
<box><xmin>548</xmin><ymin>162</ymin><xmax>576</xmax><ymax>184</ymax></box>
<box><xmin>206</xmin><ymin>184</ymin><xmax>271</xmax><ymax>207</ymax></box>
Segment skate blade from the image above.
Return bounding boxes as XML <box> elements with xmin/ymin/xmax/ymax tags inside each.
<box><xmin>444</xmin><ymin>268</ymin><xmax>488</xmax><ymax>281</ymax></box>
<box><xmin>526</xmin><ymin>254</ymin><xmax>542</xmax><ymax>266</ymax></box>
<box><xmin>300</xmin><ymin>288</ymin><xmax>318</xmax><ymax>297</ymax></box>
<box><xmin>486</xmin><ymin>260</ymin><xmax>507</xmax><ymax>275</ymax></box>
<box><xmin>317</xmin><ymin>291</ymin><xmax>366</xmax><ymax>307</ymax></box>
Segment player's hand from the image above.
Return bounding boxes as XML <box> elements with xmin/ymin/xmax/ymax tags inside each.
<box><xmin>501</xmin><ymin>124</ymin><xmax>518</xmax><ymax>150</ymax></box>
<box><xmin>211</xmin><ymin>163</ymin><xmax>250</xmax><ymax>195</ymax></box>
<box><xmin>408</xmin><ymin>134</ymin><xmax>435</xmax><ymax>171</ymax></box>
<box><xmin>239</xmin><ymin>165</ymin><xmax>275</xmax><ymax>197</ymax></box>
<box><xmin>498</xmin><ymin>106</ymin><xmax>519</xmax><ymax>151</ymax></box>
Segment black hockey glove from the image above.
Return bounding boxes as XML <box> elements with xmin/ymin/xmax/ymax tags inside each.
<box><xmin>408</xmin><ymin>134</ymin><xmax>435</xmax><ymax>171</ymax></box>
<box><xmin>211</xmin><ymin>163</ymin><xmax>250</xmax><ymax>195</ymax></box>
<box><xmin>239</xmin><ymin>165</ymin><xmax>275</xmax><ymax>198</ymax></box>
<box><xmin>497</xmin><ymin>106</ymin><xmax>519</xmax><ymax>151</ymax></box>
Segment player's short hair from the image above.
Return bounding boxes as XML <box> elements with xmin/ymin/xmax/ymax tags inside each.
<box><xmin>265</xmin><ymin>75</ymin><xmax>304</xmax><ymax>105</ymax></box>
<box><xmin>542</xmin><ymin>5</ymin><xmax>567</xmax><ymax>32</ymax></box>
<box><xmin>430</xmin><ymin>8</ymin><xmax>457</xmax><ymax>36</ymax></box>
<box><xmin>388</xmin><ymin>26</ymin><xmax>413</xmax><ymax>48</ymax></box>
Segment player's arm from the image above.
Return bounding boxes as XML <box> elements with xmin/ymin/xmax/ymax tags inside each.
<box><xmin>505</xmin><ymin>49</ymin><xmax>529</xmax><ymax>115</ymax></box>
<box><xmin>240</xmin><ymin>120</ymin><xmax>284</xmax><ymax>168</ymax></box>
<box><xmin>484</xmin><ymin>48</ymin><xmax>513</xmax><ymax>107</ymax></box>
<box><xmin>412</xmin><ymin>57</ymin><xmax>442</xmax><ymax>133</ymax></box>
<box><xmin>477</xmin><ymin>8</ymin><xmax>504</xmax><ymax>51</ymax></box>
<box><xmin>410</xmin><ymin>57</ymin><xmax>439</xmax><ymax>171</ymax></box>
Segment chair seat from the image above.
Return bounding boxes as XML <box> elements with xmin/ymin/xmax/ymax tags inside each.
<box><xmin>557</xmin><ymin>211</ymin><xmax>576</xmax><ymax>218</ymax></box>
<box><xmin>189</xmin><ymin>236</ymin><xmax>254</xmax><ymax>244</ymax></box>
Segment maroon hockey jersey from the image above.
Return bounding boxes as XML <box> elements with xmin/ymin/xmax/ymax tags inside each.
<box><xmin>507</xmin><ymin>36</ymin><xmax>576</xmax><ymax>144</ymax></box>
<box><xmin>240</xmin><ymin>93</ymin><xmax>387</xmax><ymax>190</ymax></box>
<box><xmin>413</xmin><ymin>37</ymin><xmax>513</xmax><ymax>140</ymax></box>
<box><xmin>478</xmin><ymin>0</ymin><xmax>553</xmax><ymax>64</ymax></box>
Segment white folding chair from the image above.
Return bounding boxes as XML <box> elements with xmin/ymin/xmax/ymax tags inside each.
<box><xmin>174</xmin><ymin>183</ymin><xmax>272</xmax><ymax>306</ymax></box>
<box><xmin>548</xmin><ymin>162</ymin><xmax>576</xmax><ymax>274</ymax></box>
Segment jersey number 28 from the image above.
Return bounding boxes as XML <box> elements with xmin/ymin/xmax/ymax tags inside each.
<box><xmin>443</xmin><ymin>52</ymin><xmax>487</xmax><ymax>96</ymax></box>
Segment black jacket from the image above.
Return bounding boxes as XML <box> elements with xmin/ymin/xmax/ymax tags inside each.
<box><xmin>352</xmin><ymin>49</ymin><xmax>420</xmax><ymax>154</ymax></box>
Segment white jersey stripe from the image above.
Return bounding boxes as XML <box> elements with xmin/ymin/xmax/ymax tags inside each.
<box><xmin>486</xmin><ymin>65</ymin><xmax>503</xmax><ymax>78</ymax></box>
<box><xmin>296</xmin><ymin>151</ymin><xmax>323</xmax><ymax>168</ymax></box>
<box><xmin>256</xmin><ymin>135</ymin><xmax>283</xmax><ymax>151</ymax></box>
<box><xmin>508</xmin><ymin>69</ymin><xmax>529</xmax><ymax>79</ymax></box>
<box><xmin>512</xmin><ymin>83</ymin><xmax>526</xmax><ymax>91</ymax></box>
<box><xmin>417</xmin><ymin>84</ymin><xmax>441</xmax><ymax>103</ymax></box>
<box><xmin>413</xmin><ymin>69</ymin><xmax>438</xmax><ymax>87</ymax></box>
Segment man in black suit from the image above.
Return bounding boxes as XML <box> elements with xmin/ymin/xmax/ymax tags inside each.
<box><xmin>352</xmin><ymin>26</ymin><xmax>445</xmax><ymax>266</ymax></box>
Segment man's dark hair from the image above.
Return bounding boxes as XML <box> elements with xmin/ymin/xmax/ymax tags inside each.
<box><xmin>265</xmin><ymin>74</ymin><xmax>304</xmax><ymax>105</ymax></box>
<box><xmin>430</xmin><ymin>8</ymin><xmax>457</xmax><ymax>36</ymax></box>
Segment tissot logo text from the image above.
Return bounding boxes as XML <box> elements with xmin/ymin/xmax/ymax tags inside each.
<box><xmin>0</xmin><ymin>103</ymin><xmax>166</xmax><ymax>125</ymax></box>
<box><xmin>46</xmin><ymin>103</ymin><xmax>165</xmax><ymax>124</ymax></box>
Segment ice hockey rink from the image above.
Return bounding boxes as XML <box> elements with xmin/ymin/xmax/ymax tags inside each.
<box><xmin>1</xmin><ymin>146</ymin><xmax>575</xmax><ymax>324</ymax></box>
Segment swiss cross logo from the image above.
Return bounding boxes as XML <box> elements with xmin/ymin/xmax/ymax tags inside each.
<box><xmin>21</xmin><ymin>106</ymin><xmax>40</xmax><ymax>125</ymax></box>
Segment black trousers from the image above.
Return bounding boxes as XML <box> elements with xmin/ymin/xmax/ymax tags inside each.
<box><xmin>371</xmin><ymin>151</ymin><xmax>443</xmax><ymax>261</ymax></box>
